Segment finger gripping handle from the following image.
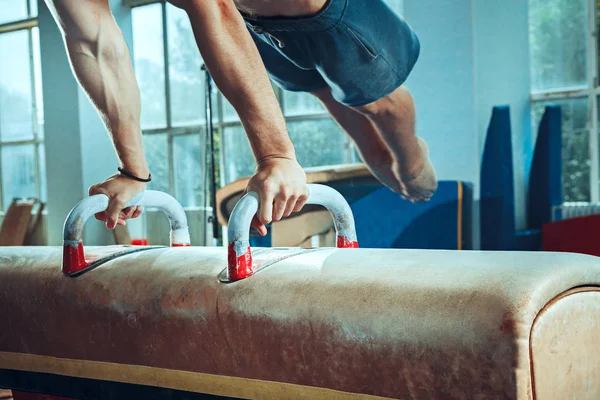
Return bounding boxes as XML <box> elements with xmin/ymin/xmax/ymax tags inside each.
<box><xmin>62</xmin><ymin>190</ymin><xmax>191</xmax><ymax>276</ymax></box>
<box><xmin>227</xmin><ymin>184</ymin><xmax>358</xmax><ymax>282</ymax></box>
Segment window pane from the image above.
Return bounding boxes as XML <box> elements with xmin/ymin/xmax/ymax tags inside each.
<box><xmin>38</xmin><ymin>144</ymin><xmax>46</xmax><ymax>203</ymax></box>
<box><xmin>173</xmin><ymin>134</ymin><xmax>205</xmax><ymax>207</ymax></box>
<box><xmin>1</xmin><ymin>145</ymin><xmax>36</xmax><ymax>209</ymax></box>
<box><xmin>29</xmin><ymin>0</ymin><xmax>37</xmax><ymax>17</ymax></box>
<box><xmin>283</xmin><ymin>91</ymin><xmax>325</xmax><ymax>116</ymax></box>
<box><xmin>167</xmin><ymin>4</ymin><xmax>205</xmax><ymax>127</ymax></box>
<box><xmin>143</xmin><ymin>134</ymin><xmax>170</xmax><ymax>194</ymax></box>
<box><xmin>532</xmin><ymin>98</ymin><xmax>590</xmax><ymax>202</ymax></box>
<box><xmin>596</xmin><ymin>97</ymin><xmax>600</xmax><ymax>200</ymax></box>
<box><xmin>0</xmin><ymin>30</ymin><xmax>34</xmax><ymax>142</ymax></box>
<box><xmin>598</xmin><ymin>1</ymin><xmax>600</xmax><ymax>80</ymax></box>
<box><xmin>222</xmin><ymin>119</ymin><xmax>349</xmax><ymax>183</ymax></box>
<box><xmin>222</xmin><ymin>97</ymin><xmax>240</xmax><ymax>123</ymax></box>
<box><xmin>32</xmin><ymin>27</ymin><xmax>44</xmax><ymax>139</ymax></box>
<box><xmin>288</xmin><ymin>119</ymin><xmax>346</xmax><ymax>167</ymax></box>
<box><xmin>0</xmin><ymin>0</ymin><xmax>27</xmax><ymax>25</ymax></box>
<box><xmin>529</xmin><ymin>0</ymin><xmax>588</xmax><ymax>91</ymax></box>
<box><xmin>210</xmin><ymin>84</ymin><xmax>220</xmax><ymax>123</ymax></box>
<box><xmin>132</xmin><ymin>4</ymin><xmax>167</xmax><ymax>130</ymax></box>
<box><xmin>222</xmin><ymin>125</ymin><xmax>255</xmax><ymax>183</ymax></box>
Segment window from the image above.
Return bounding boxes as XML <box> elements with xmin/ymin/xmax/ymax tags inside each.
<box><xmin>0</xmin><ymin>0</ymin><xmax>45</xmax><ymax>211</ymax></box>
<box><xmin>528</xmin><ymin>0</ymin><xmax>597</xmax><ymax>202</ymax></box>
<box><xmin>220</xmin><ymin>85</ymin><xmax>358</xmax><ymax>185</ymax></box>
<box><xmin>131</xmin><ymin>0</ymin><xmax>405</xmax><ymax>198</ymax></box>
<box><xmin>132</xmin><ymin>3</ymin><xmax>209</xmax><ymax>208</ymax></box>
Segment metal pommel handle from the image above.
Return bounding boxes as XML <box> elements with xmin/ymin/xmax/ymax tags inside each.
<box><xmin>62</xmin><ymin>190</ymin><xmax>191</xmax><ymax>276</ymax></box>
<box><xmin>227</xmin><ymin>184</ymin><xmax>358</xmax><ymax>282</ymax></box>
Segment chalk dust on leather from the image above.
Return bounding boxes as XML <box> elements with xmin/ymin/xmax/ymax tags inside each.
<box><xmin>0</xmin><ymin>247</ymin><xmax>600</xmax><ymax>398</ymax></box>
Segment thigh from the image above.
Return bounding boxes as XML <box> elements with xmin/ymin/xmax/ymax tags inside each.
<box><xmin>249</xmin><ymin>28</ymin><xmax>327</xmax><ymax>93</ymax></box>
<box><xmin>312</xmin><ymin>0</ymin><xmax>420</xmax><ymax>107</ymax></box>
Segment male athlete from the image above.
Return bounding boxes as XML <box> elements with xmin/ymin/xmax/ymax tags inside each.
<box><xmin>45</xmin><ymin>0</ymin><xmax>437</xmax><ymax>235</ymax></box>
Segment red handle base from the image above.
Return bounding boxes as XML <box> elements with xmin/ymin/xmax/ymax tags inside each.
<box><xmin>227</xmin><ymin>243</ymin><xmax>254</xmax><ymax>282</ymax></box>
<box><xmin>62</xmin><ymin>243</ymin><xmax>88</xmax><ymax>276</ymax></box>
<box><xmin>337</xmin><ymin>235</ymin><xmax>359</xmax><ymax>248</ymax></box>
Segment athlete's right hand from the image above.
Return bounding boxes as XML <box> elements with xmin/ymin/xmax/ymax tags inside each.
<box><xmin>245</xmin><ymin>156</ymin><xmax>309</xmax><ymax>236</ymax></box>
<box><xmin>88</xmin><ymin>174</ymin><xmax>147</xmax><ymax>230</ymax></box>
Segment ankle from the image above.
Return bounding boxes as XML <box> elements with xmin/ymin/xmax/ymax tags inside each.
<box><xmin>397</xmin><ymin>137</ymin><xmax>427</xmax><ymax>181</ymax></box>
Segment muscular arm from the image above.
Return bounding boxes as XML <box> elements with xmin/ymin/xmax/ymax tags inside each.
<box><xmin>181</xmin><ymin>0</ymin><xmax>295</xmax><ymax>161</ymax></box>
<box><xmin>45</xmin><ymin>0</ymin><xmax>148</xmax><ymax>177</ymax></box>
<box><xmin>45</xmin><ymin>0</ymin><xmax>306</xmax><ymax>232</ymax></box>
<box><xmin>45</xmin><ymin>0</ymin><xmax>148</xmax><ymax>228</ymax></box>
<box><xmin>178</xmin><ymin>0</ymin><xmax>307</xmax><ymax>230</ymax></box>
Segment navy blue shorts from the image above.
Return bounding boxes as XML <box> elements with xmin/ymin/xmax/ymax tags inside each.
<box><xmin>243</xmin><ymin>0</ymin><xmax>420</xmax><ymax>107</ymax></box>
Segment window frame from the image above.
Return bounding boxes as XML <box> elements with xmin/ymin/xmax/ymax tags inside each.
<box><xmin>129</xmin><ymin>0</ymin><xmax>355</xmax><ymax>201</ymax></box>
<box><xmin>0</xmin><ymin>2</ymin><xmax>43</xmax><ymax>212</ymax></box>
<box><xmin>529</xmin><ymin>0</ymin><xmax>599</xmax><ymax>202</ymax></box>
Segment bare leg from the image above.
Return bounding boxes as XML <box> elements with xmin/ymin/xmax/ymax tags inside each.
<box><xmin>312</xmin><ymin>88</ymin><xmax>407</xmax><ymax>196</ymax></box>
<box><xmin>313</xmin><ymin>87</ymin><xmax>437</xmax><ymax>201</ymax></box>
<box><xmin>354</xmin><ymin>86</ymin><xmax>437</xmax><ymax>201</ymax></box>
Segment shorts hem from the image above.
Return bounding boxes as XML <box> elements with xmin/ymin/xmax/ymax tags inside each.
<box><xmin>273</xmin><ymin>81</ymin><xmax>329</xmax><ymax>94</ymax></box>
<box><xmin>338</xmin><ymin>78</ymin><xmax>404</xmax><ymax>108</ymax></box>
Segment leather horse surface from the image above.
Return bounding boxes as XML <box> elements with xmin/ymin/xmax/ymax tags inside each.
<box><xmin>1</xmin><ymin>246</ymin><xmax>599</xmax><ymax>399</ymax></box>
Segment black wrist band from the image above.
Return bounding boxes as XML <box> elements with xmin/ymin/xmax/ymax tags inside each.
<box><xmin>118</xmin><ymin>167</ymin><xmax>152</xmax><ymax>183</ymax></box>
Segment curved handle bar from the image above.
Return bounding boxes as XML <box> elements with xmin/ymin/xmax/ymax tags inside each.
<box><xmin>227</xmin><ymin>184</ymin><xmax>358</xmax><ymax>281</ymax></box>
<box><xmin>62</xmin><ymin>190</ymin><xmax>191</xmax><ymax>276</ymax></box>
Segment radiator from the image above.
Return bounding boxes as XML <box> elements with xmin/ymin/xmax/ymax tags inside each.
<box><xmin>552</xmin><ymin>202</ymin><xmax>600</xmax><ymax>222</ymax></box>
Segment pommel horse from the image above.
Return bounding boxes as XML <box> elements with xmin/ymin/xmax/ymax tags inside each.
<box><xmin>1</xmin><ymin>185</ymin><xmax>599</xmax><ymax>399</ymax></box>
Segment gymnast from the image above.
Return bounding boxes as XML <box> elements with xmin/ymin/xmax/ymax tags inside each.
<box><xmin>44</xmin><ymin>0</ymin><xmax>438</xmax><ymax>234</ymax></box>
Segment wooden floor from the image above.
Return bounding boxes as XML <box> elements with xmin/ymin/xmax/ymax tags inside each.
<box><xmin>0</xmin><ymin>389</ymin><xmax>12</xmax><ymax>399</ymax></box>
